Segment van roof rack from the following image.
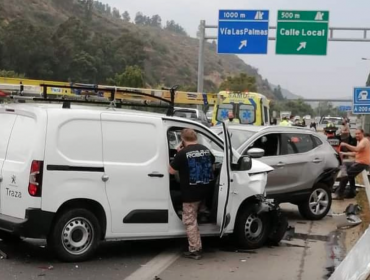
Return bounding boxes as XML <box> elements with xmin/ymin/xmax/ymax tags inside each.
<box><xmin>8</xmin><ymin>84</ymin><xmax>179</xmax><ymax>116</ymax></box>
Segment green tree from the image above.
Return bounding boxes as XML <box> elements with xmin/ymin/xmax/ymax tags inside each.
<box><xmin>271</xmin><ymin>99</ymin><xmax>314</xmax><ymax>117</ymax></box>
<box><xmin>84</xmin><ymin>0</ymin><xmax>93</xmax><ymax>21</ymax></box>
<box><xmin>69</xmin><ymin>51</ymin><xmax>98</xmax><ymax>83</ymax></box>
<box><xmin>150</xmin><ymin>15</ymin><xmax>162</xmax><ymax>28</ymax></box>
<box><xmin>93</xmin><ymin>1</ymin><xmax>106</xmax><ymax>13</ymax></box>
<box><xmin>219</xmin><ymin>73</ymin><xmax>257</xmax><ymax>92</ymax></box>
<box><xmin>273</xmin><ymin>85</ymin><xmax>284</xmax><ymax>100</ymax></box>
<box><xmin>122</xmin><ymin>11</ymin><xmax>131</xmax><ymax>22</ymax></box>
<box><xmin>164</xmin><ymin>20</ymin><xmax>187</xmax><ymax>35</ymax></box>
<box><xmin>105</xmin><ymin>4</ymin><xmax>112</xmax><ymax>15</ymax></box>
<box><xmin>112</xmin><ymin>8</ymin><xmax>121</xmax><ymax>19</ymax></box>
<box><xmin>135</xmin><ymin>12</ymin><xmax>147</xmax><ymax>25</ymax></box>
<box><xmin>107</xmin><ymin>66</ymin><xmax>144</xmax><ymax>87</ymax></box>
<box><xmin>0</xmin><ymin>20</ymin><xmax>55</xmax><ymax>79</ymax></box>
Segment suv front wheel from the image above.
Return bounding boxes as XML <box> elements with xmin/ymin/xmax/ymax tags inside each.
<box><xmin>298</xmin><ymin>183</ymin><xmax>332</xmax><ymax>220</ymax></box>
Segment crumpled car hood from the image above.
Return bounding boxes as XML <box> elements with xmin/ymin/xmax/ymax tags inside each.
<box><xmin>248</xmin><ymin>159</ymin><xmax>274</xmax><ymax>174</ymax></box>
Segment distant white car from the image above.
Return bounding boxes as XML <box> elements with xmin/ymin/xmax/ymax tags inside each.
<box><xmin>317</xmin><ymin>116</ymin><xmax>344</xmax><ymax>133</ymax></box>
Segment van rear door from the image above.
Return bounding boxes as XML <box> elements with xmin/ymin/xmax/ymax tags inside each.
<box><xmin>1</xmin><ymin>113</ymin><xmax>44</xmax><ymax>218</ymax></box>
<box><xmin>0</xmin><ymin>111</ymin><xmax>17</xmax><ymax>213</ymax></box>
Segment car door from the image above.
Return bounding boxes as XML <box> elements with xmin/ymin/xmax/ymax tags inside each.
<box><xmin>217</xmin><ymin>122</ymin><xmax>233</xmax><ymax>237</ymax></box>
<box><xmin>280</xmin><ymin>133</ymin><xmax>320</xmax><ymax>193</ymax></box>
<box><xmin>242</xmin><ymin>133</ymin><xmax>284</xmax><ymax>195</ymax></box>
<box><xmin>101</xmin><ymin>113</ymin><xmax>169</xmax><ymax>235</ymax></box>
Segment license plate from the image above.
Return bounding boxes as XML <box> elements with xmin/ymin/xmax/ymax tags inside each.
<box><xmin>328</xmin><ymin>139</ymin><xmax>340</xmax><ymax>146</ymax></box>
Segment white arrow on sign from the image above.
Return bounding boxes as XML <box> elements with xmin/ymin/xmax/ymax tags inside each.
<box><xmin>297</xmin><ymin>42</ymin><xmax>307</xmax><ymax>51</ymax></box>
<box><xmin>239</xmin><ymin>40</ymin><xmax>248</xmax><ymax>50</ymax></box>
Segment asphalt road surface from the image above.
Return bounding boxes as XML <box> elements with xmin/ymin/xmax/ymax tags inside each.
<box><xmin>0</xmin><ymin>202</ymin><xmax>353</xmax><ymax>280</ymax></box>
<box><xmin>0</xmin><ymin>238</ymin><xmax>178</xmax><ymax>280</ymax></box>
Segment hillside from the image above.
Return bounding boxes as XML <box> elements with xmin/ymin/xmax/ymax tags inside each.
<box><xmin>0</xmin><ymin>0</ymin><xmax>281</xmax><ymax>99</ymax></box>
<box><xmin>270</xmin><ymin>84</ymin><xmax>302</xmax><ymax>99</ymax></box>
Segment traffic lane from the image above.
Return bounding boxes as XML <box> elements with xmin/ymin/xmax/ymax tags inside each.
<box><xmin>159</xmin><ymin>204</ymin><xmax>338</xmax><ymax>280</ymax></box>
<box><xmin>0</xmin><ymin>238</ymin><xmax>177</xmax><ymax>280</ymax></box>
<box><xmin>0</xmin><ymin>204</ymin><xmax>340</xmax><ymax>280</ymax></box>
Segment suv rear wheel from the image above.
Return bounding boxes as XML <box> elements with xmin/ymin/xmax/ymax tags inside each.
<box><xmin>48</xmin><ymin>208</ymin><xmax>101</xmax><ymax>262</ymax></box>
<box><xmin>298</xmin><ymin>183</ymin><xmax>331</xmax><ymax>220</ymax></box>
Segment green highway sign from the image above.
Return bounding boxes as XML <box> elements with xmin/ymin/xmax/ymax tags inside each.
<box><xmin>276</xmin><ymin>10</ymin><xmax>330</xmax><ymax>55</ymax></box>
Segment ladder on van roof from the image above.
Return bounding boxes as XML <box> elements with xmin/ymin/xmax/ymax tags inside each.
<box><xmin>0</xmin><ymin>83</ymin><xmax>185</xmax><ymax>116</ymax></box>
<box><xmin>0</xmin><ymin>77</ymin><xmax>218</xmax><ymax>107</ymax></box>
<box><xmin>0</xmin><ymin>77</ymin><xmax>269</xmax><ymax>115</ymax></box>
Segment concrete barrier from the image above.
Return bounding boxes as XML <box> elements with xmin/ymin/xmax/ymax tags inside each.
<box><xmin>329</xmin><ymin>170</ymin><xmax>370</xmax><ymax>280</ymax></box>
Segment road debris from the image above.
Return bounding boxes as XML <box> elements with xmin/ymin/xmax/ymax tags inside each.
<box><xmin>38</xmin><ymin>265</ymin><xmax>54</xmax><ymax>270</ymax></box>
<box><xmin>0</xmin><ymin>248</ymin><xmax>8</xmax><ymax>259</ymax></box>
<box><xmin>282</xmin><ymin>226</ymin><xmax>295</xmax><ymax>241</ymax></box>
<box><xmin>333</xmin><ymin>204</ymin><xmax>362</xmax><ymax>228</ymax></box>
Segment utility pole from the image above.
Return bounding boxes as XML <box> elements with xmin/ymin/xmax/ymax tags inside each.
<box><xmin>196</xmin><ymin>20</ymin><xmax>206</xmax><ymax>111</ymax></box>
<box><xmin>197</xmin><ymin>20</ymin><xmax>205</xmax><ymax>95</ymax></box>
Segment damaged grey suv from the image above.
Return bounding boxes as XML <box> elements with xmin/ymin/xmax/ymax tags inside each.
<box><xmin>211</xmin><ymin>125</ymin><xmax>341</xmax><ymax>220</ymax></box>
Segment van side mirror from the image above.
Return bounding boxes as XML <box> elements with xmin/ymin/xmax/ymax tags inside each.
<box><xmin>247</xmin><ymin>148</ymin><xmax>265</xmax><ymax>158</ymax></box>
<box><xmin>236</xmin><ymin>156</ymin><xmax>252</xmax><ymax>171</ymax></box>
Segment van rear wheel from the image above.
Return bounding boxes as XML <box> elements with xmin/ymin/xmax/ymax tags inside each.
<box><xmin>48</xmin><ymin>208</ymin><xmax>101</xmax><ymax>262</ymax></box>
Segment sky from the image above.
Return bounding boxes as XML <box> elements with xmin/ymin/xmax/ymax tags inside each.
<box><xmin>103</xmin><ymin>0</ymin><xmax>370</xmax><ymax>99</ymax></box>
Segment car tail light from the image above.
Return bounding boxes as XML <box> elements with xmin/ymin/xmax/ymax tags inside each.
<box><xmin>29</xmin><ymin>160</ymin><xmax>43</xmax><ymax>197</ymax></box>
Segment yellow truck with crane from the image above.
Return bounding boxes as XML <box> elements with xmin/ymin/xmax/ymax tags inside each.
<box><xmin>0</xmin><ymin>77</ymin><xmax>270</xmax><ymax>126</ymax></box>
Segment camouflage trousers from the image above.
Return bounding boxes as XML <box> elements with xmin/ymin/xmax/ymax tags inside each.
<box><xmin>182</xmin><ymin>201</ymin><xmax>202</xmax><ymax>252</ymax></box>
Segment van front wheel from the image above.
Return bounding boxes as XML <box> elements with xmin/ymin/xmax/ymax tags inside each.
<box><xmin>48</xmin><ymin>209</ymin><xmax>101</xmax><ymax>262</ymax></box>
<box><xmin>234</xmin><ymin>204</ymin><xmax>271</xmax><ymax>249</ymax></box>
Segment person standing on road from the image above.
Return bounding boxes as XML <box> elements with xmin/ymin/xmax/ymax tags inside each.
<box><xmin>333</xmin><ymin>129</ymin><xmax>370</xmax><ymax>199</ymax></box>
<box><xmin>310</xmin><ymin>120</ymin><xmax>317</xmax><ymax>131</ymax></box>
<box><xmin>340</xmin><ymin>119</ymin><xmax>351</xmax><ymax>145</ymax></box>
<box><xmin>169</xmin><ymin>129</ymin><xmax>215</xmax><ymax>260</ymax></box>
<box><xmin>279</xmin><ymin>116</ymin><xmax>291</xmax><ymax>126</ymax></box>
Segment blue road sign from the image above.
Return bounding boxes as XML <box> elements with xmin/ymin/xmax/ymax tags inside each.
<box><xmin>353</xmin><ymin>87</ymin><xmax>370</xmax><ymax>114</ymax></box>
<box><xmin>218</xmin><ymin>10</ymin><xmax>269</xmax><ymax>54</ymax></box>
<box><xmin>338</xmin><ymin>105</ymin><xmax>351</xmax><ymax>112</ymax></box>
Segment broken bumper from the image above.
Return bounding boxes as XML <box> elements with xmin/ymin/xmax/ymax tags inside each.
<box><xmin>0</xmin><ymin>209</ymin><xmax>55</xmax><ymax>239</ymax></box>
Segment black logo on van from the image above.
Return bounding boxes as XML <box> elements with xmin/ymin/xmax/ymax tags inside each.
<box><xmin>11</xmin><ymin>175</ymin><xmax>16</xmax><ymax>184</ymax></box>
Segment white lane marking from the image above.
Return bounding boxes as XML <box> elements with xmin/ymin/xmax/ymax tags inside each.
<box><xmin>124</xmin><ymin>247</ymin><xmax>182</xmax><ymax>280</ymax></box>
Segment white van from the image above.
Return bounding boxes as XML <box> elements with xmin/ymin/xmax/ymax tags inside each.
<box><xmin>0</xmin><ymin>103</ymin><xmax>284</xmax><ymax>262</ymax></box>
